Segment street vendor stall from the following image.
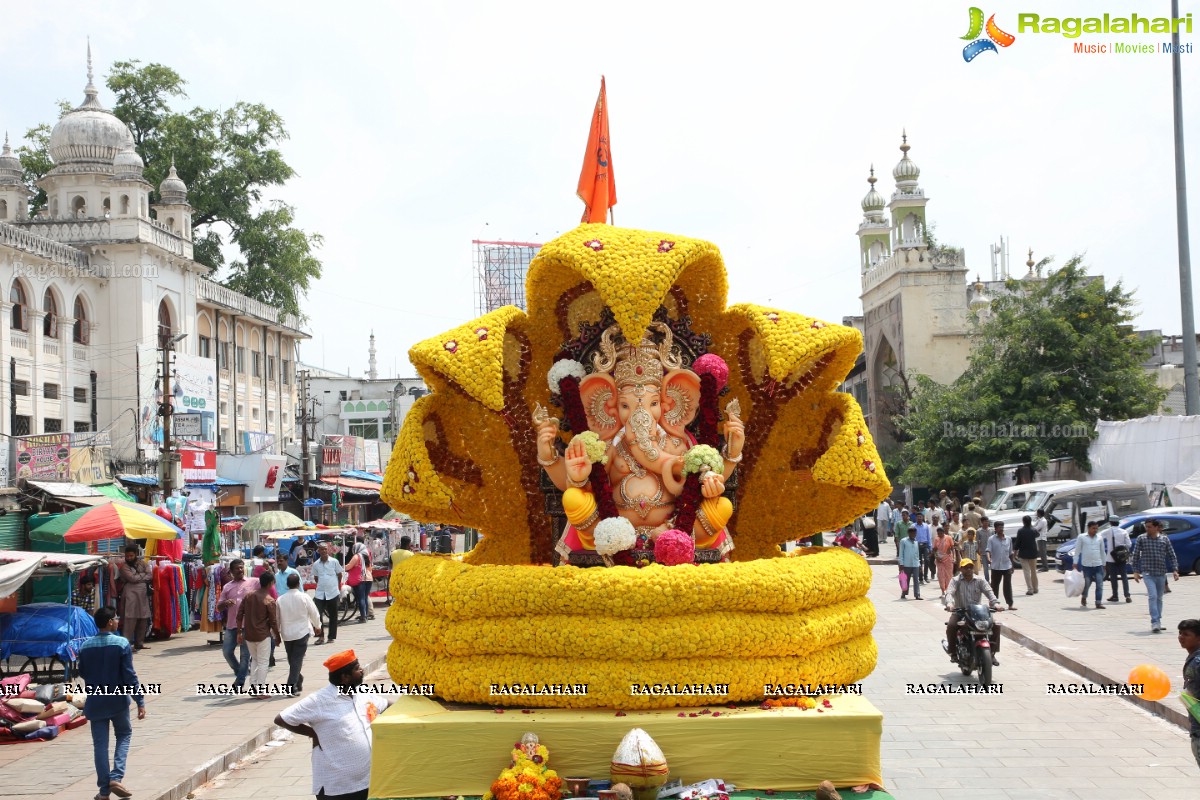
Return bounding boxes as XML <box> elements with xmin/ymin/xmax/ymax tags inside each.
<box><xmin>0</xmin><ymin>551</ymin><xmax>106</xmax><ymax>681</ymax></box>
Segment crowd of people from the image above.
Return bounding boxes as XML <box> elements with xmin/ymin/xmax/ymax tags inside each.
<box><xmin>871</xmin><ymin>490</ymin><xmax>1184</xmax><ymax>632</ymax></box>
<box><xmin>66</xmin><ymin>534</ymin><xmax>420</xmax><ymax>800</ymax></box>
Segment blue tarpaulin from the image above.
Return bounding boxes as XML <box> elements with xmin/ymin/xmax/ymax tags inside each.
<box><xmin>0</xmin><ymin>603</ymin><xmax>98</xmax><ymax>663</ymax></box>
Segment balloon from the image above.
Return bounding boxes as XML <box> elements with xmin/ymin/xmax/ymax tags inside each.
<box><xmin>1128</xmin><ymin>664</ymin><xmax>1171</xmax><ymax>701</ymax></box>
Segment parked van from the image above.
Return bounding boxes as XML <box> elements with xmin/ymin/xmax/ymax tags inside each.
<box><xmin>981</xmin><ymin>480</ymin><xmax>1079</xmax><ymax>518</ymax></box>
<box><xmin>1039</xmin><ymin>482</ymin><xmax>1151</xmax><ymax>541</ymax></box>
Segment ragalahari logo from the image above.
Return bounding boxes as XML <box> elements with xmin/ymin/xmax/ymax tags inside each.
<box><xmin>962</xmin><ymin>7</ymin><xmax>1016</xmax><ymax>61</ymax></box>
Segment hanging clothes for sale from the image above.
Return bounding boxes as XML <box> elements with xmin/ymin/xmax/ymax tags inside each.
<box><xmin>149</xmin><ymin>559</ymin><xmax>189</xmax><ymax>637</ymax></box>
<box><xmin>197</xmin><ymin>563</ymin><xmax>225</xmax><ymax>633</ymax></box>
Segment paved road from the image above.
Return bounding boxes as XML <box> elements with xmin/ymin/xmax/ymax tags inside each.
<box><xmin>187</xmin><ymin>564</ymin><xmax>1200</xmax><ymax>800</ymax></box>
<box><xmin>0</xmin><ymin>603</ymin><xmax>393</xmax><ymax>800</ymax></box>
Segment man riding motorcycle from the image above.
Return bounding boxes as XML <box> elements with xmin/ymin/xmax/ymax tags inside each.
<box><xmin>944</xmin><ymin>558</ymin><xmax>1003</xmax><ymax>666</ymax></box>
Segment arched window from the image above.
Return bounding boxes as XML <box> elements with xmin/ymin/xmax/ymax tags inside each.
<box><xmin>10</xmin><ymin>282</ymin><xmax>27</xmax><ymax>331</ymax></box>
<box><xmin>102</xmin><ymin>197</ymin><xmax>111</xmax><ymax>217</ymax></box>
<box><xmin>73</xmin><ymin>297</ymin><xmax>89</xmax><ymax>344</ymax></box>
<box><xmin>72</xmin><ymin>196</ymin><xmax>86</xmax><ymax>218</ymax></box>
<box><xmin>157</xmin><ymin>299</ymin><xmax>173</xmax><ymax>349</ymax></box>
<box><xmin>120</xmin><ymin>195</ymin><xmax>130</xmax><ymax>215</ymax></box>
<box><xmin>0</xmin><ymin>199</ymin><xmax>8</xmax><ymax>220</ymax></box>
<box><xmin>43</xmin><ymin>290</ymin><xmax>58</xmax><ymax>338</ymax></box>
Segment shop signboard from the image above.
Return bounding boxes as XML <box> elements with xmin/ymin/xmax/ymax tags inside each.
<box><xmin>354</xmin><ymin>437</ymin><xmax>366</xmax><ymax>471</ymax></box>
<box><xmin>320</xmin><ymin>444</ymin><xmax>342</xmax><ymax>478</ymax></box>
<box><xmin>173</xmin><ymin>414</ymin><xmax>202</xmax><ymax>438</ymax></box>
<box><xmin>322</xmin><ymin>435</ymin><xmax>356</xmax><ymax>474</ymax></box>
<box><xmin>138</xmin><ymin>345</ymin><xmax>218</xmax><ymax>452</ymax></box>
<box><xmin>181</xmin><ymin>448</ymin><xmax>217</xmax><ymax>483</ymax></box>
<box><xmin>14</xmin><ymin>434</ymin><xmax>71</xmax><ymax>481</ymax></box>
<box><xmin>364</xmin><ymin>439</ymin><xmax>381</xmax><ymax>473</ymax></box>
<box><xmin>68</xmin><ymin>431</ymin><xmax>113</xmax><ymax>485</ymax></box>
<box><xmin>242</xmin><ymin>431</ymin><xmax>275</xmax><ymax>453</ymax></box>
<box><xmin>217</xmin><ymin>453</ymin><xmax>287</xmax><ymax>502</ymax></box>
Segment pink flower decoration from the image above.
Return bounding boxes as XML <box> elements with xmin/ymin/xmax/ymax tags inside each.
<box><xmin>658</xmin><ymin>240</ymin><xmax>675</xmax><ymax>253</ymax></box>
<box><xmin>692</xmin><ymin>354</ymin><xmax>729</xmax><ymax>391</ymax></box>
<box><xmin>863</xmin><ymin>460</ymin><xmax>876</xmax><ymax>473</ymax></box>
<box><xmin>810</xmin><ymin>321</ymin><xmax>826</xmax><ymax>329</ymax></box>
<box><xmin>475</xmin><ymin>327</ymin><xmax>489</xmax><ymax>341</ymax></box>
<box><xmin>654</xmin><ymin>529</ymin><xmax>695</xmax><ymax>566</ymax></box>
<box><xmin>584</xmin><ymin>239</ymin><xmax>604</xmax><ymax>251</ymax></box>
<box><xmin>444</xmin><ymin>340</ymin><xmax>459</xmax><ymax>354</ymax></box>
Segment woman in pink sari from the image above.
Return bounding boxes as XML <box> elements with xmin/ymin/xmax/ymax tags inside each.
<box><xmin>933</xmin><ymin>527</ymin><xmax>957</xmax><ymax>596</ymax></box>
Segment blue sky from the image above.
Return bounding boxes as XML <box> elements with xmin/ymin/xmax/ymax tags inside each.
<box><xmin>3</xmin><ymin>1</ymin><xmax>1198</xmax><ymax>378</ymax></box>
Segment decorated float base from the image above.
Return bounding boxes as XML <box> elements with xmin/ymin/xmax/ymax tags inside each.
<box><xmin>368</xmin><ymin>694</ymin><xmax>883</xmax><ymax>798</ymax></box>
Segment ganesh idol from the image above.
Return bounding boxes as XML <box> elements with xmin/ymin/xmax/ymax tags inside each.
<box><xmin>535</xmin><ymin>322</ymin><xmax>744</xmax><ymax>562</ymax></box>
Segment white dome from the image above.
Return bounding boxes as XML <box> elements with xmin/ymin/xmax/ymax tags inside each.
<box><xmin>0</xmin><ymin>134</ymin><xmax>21</xmax><ymax>184</ymax></box>
<box><xmin>861</xmin><ymin>167</ymin><xmax>886</xmax><ymax>213</ymax></box>
<box><xmin>47</xmin><ymin>66</ymin><xmax>135</xmax><ymax>172</ymax></box>
<box><xmin>892</xmin><ymin>131</ymin><xmax>920</xmax><ymax>189</ymax></box>
<box><xmin>159</xmin><ymin>162</ymin><xmax>188</xmax><ymax>203</ymax></box>
<box><xmin>112</xmin><ymin>147</ymin><xmax>145</xmax><ymax>179</ymax></box>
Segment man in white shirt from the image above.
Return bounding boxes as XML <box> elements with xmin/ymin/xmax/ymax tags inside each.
<box><xmin>1033</xmin><ymin>509</ymin><xmax>1050</xmax><ymax>572</ymax></box>
<box><xmin>876</xmin><ymin>499</ymin><xmax>892</xmax><ymax>541</ymax></box>
<box><xmin>311</xmin><ymin>543</ymin><xmax>344</xmax><ymax>645</ymax></box>
<box><xmin>1102</xmin><ymin>518</ymin><xmax>1133</xmax><ymax>604</ymax></box>
<box><xmin>278</xmin><ymin>572</ymin><xmax>323</xmax><ymax>695</ymax></box>
<box><xmin>275</xmin><ymin>649</ymin><xmax>391</xmax><ymax>800</ymax></box>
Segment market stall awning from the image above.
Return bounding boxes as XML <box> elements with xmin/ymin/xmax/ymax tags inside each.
<box><xmin>323</xmin><ymin>476</ymin><xmax>384</xmax><ymax>491</ymax></box>
<box><xmin>341</xmin><ymin>470</ymin><xmax>383</xmax><ymax>483</ymax></box>
<box><xmin>25</xmin><ymin>480</ymin><xmax>115</xmax><ymax>507</ymax></box>
<box><xmin>311</xmin><ymin>481</ymin><xmax>379</xmax><ymax>497</ymax></box>
<box><xmin>0</xmin><ymin>550</ymin><xmax>107</xmax><ymax>577</ymax></box>
<box><xmin>0</xmin><ymin>554</ymin><xmax>45</xmax><ymax>598</ymax></box>
<box><xmin>95</xmin><ymin>483</ymin><xmax>137</xmax><ymax>503</ymax></box>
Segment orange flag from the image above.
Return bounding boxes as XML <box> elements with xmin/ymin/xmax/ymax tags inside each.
<box><xmin>577</xmin><ymin>77</ymin><xmax>616</xmax><ymax>224</ymax></box>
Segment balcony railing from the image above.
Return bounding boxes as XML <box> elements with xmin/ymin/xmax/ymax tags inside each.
<box><xmin>42</xmin><ymin>340</ymin><xmax>59</xmax><ymax>357</ymax></box>
<box><xmin>198</xmin><ymin>279</ymin><xmax>306</xmax><ymax>333</ymax></box>
<box><xmin>10</xmin><ymin>331</ymin><xmax>29</xmax><ymax>350</ymax></box>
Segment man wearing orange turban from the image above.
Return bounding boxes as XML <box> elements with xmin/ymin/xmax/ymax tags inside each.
<box><xmin>274</xmin><ymin>649</ymin><xmax>391</xmax><ymax>800</ymax></box>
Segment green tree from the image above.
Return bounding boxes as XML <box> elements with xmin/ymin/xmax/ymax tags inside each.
<box><xmin>17</xmin><ymin>60</ymin><xmax>321</xmax><ymax>320</ymax></box>
<box><xmin>897</xmin><ymin>257</ymin><xmax>1164</xmax><ymax>488</ymax></box>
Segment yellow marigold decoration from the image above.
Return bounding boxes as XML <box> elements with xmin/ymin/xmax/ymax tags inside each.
<box><xmin>483</xmin><ymin>739</ymin><xmax>562</xmax><ymax>800</ymax></box>
<box><xmin>381</xmin><ymin>222</ymin><xmax>889</xmax><ymax>708</ymax></box>
<box><xmin>382</xmin><ymin>223</ymin><xmax>889</xmax><ymax>563</ymax></box>
<box><xmin>387</xmin><ymin>549</ymin><xmax>876</xmax><ymax>709</ymax></box>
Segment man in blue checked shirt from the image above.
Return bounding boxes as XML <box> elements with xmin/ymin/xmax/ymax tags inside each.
<box><xmin>77</xmin><ymin>607</ymin><xmax>147</xmax><ymax>800</ymax></box>
<box><xmin>1132</xmin><ymin>518</ymin><xmax>1180</xmax><ymax>633</ymax></box>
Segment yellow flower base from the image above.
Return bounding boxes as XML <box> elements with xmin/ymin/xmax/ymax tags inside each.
<box><xmin>387</xmin><ymin>548</ymin><xmax>875</xmax><ymax>710</ymax></box>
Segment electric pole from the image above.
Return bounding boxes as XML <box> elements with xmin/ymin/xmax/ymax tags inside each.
<box><xmin>299</xmin><ymin>369</ymin><xmax>311</xmax><ymax>503</ymax></box>
<box><xmin>1170</xmin><ymin>0</ymin><xmax>1198</xmax><ymax>414</ymax></box>
<box><xmin>159</xmin><ymin>337</ymin><xmax>176</xmax><ymax>499</ymax></box>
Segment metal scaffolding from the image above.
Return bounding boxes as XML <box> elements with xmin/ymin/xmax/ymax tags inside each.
<box><xmin>473</xmin><ymin>240</ymin><xmax>541</xmax><ymax>316</ymax></box>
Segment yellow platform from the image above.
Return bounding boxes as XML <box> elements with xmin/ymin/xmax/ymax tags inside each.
<box><xmin>369</xmin><ymin>695</ymin><xmax>883</xmax><ymax>798</ymax></box>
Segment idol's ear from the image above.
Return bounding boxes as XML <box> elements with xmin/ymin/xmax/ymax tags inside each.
<box><xmin>661</xmin><ymin>369</ymin><xmax>701</xmax><ymax>441</ymax></box>
<box><xmin>579</xmin><ymin>373</ymin><xmax>620</xmax><ymax>441</ymax></box>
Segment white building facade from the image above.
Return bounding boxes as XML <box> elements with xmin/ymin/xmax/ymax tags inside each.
<box><xmin>0</xmin><ymin>55</ymin><xmax>306</xmax><ymax>472</ymax></box>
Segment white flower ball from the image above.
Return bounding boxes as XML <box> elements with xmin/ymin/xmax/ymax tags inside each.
<box><xmin>548</xmin><ymin>359</ymin><xmax>587</xmax><ymax>394</ymax></box>
<box><xmin>593</xmin><ymin>516</ymin><xmax>637</xmax><ymax>556</ymax></box>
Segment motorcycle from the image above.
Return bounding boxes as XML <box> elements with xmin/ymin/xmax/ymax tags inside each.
<box><xmin>942</xmin><ymin>603</ymin><xmax>1001</xmax><ymax>686</ymax></box>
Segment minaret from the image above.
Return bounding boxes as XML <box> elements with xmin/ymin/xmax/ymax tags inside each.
<box><xmin>889</xmin><ymin>130</ymin><xmax>929</xmax><ymax>249</ymax></box>
<box><xmin>368</xmin><ymin>331</ymin><xmax>378</xmax><ymax>380</ymax></box>
<box><xmin>152</xmin><ymin>157</ymin><xmax>192</xmax><ymax>239</ymax></box>
<box><xmin>0</xmin><ymin>133</ymin><xmax>32</xmax><ymax>221</ymax></box>
<box><xmin>857</xmin><ymin>165</ymin><xmax>890</xmax><ymax>274</ymax></box>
